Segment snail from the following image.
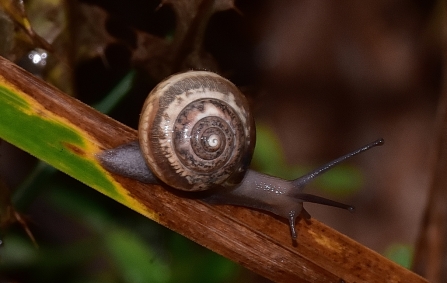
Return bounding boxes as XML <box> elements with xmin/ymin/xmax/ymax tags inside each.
<box><xmin>98</xmin><ymin>71</ymin><xmax>384</xmax><ymax>239</ymax></box>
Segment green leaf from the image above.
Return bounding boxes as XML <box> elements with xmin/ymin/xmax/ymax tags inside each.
<box><xmin>105</xmin><ymin>228</ymin><xmax>170</xmax><ymax>283</ymax></box>
<box><xmin>0</xmin><ymin>85</ymin><xmax>123</xmax><ymax>203</ymax></box>
<box><xmin>252</xmin><ymin>123</ymin><xmax>285</xmax><ymax>175</ymax></box>
<box><xmin>384</xmin><ymin>243</ymin><xmax>414</xmax><ymax>269</ymax></box>
<box><xmin>314</xmin><ymin>165</ymin><xmax>363</xmax><ymax>197</ymax></box>
<box><xmin>252</xmin><ymin>123</ymin><xmax>362</xmax><ymax>196</ymax></box>
<box><xmin>168</xmin><ymin>234</ymin><xmax>240</xmax><ymax>283</ymax></box>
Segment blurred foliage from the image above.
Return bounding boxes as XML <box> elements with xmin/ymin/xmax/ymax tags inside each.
<box><xmin>0</xmin><ymin>175</ymin><xmax>38</xmax><ymax>249</ymax></box>
<box><xmin>0</xmin><ymin>0</ymin><xmax>52</xmax><ymax>54</ymax></box>
<box><xmin>384</xmin><ymin>243</ymin><xmax>414</xmax><ymax>269</ymax></box>
<box><xmin>252</xmin><ymin>123</ymin><xmax>363</xmax><ymax>197</ymax></box>
<box><xmin>1</xmin><ymin>173</ymin><xmax>242</xmax><ymax>282</ymax></box>
<box><xmin>0</xmin><ymin>0</ymin><xmax>436</xmax><ymax>281</ymax></box>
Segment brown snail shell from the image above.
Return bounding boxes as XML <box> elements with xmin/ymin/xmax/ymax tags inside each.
<box><xmin>138</xmin><ymin>71</ymin><xmax>256</xmax><ymax>192</ymax></box>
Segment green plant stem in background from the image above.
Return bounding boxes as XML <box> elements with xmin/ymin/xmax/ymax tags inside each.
<box><xmin>93</xmin><ymin>70</ymin><xmax>136</xmax><ymax>114</ymax></box>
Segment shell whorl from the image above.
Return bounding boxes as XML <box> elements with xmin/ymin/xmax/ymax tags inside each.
<box><xmin>139</xmin><ymin>71</ymin><xmax>255</xmax><ymax>191</ymax></box>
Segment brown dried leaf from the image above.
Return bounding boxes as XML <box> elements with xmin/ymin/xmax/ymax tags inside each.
<box><xmin>0</xmin><ymin>10</ymin><xmax>15</xmax><ymax>59</ymax></box>
<box><xmin>0</xmin><ymin>179</ymin><xmax>37</xmax><ymax>248</ymax></box>
<box><xmin>133</xmin><ymin>0</ymin><xmax>236</xmax><ymax>79</ymax></box>
<box><xmin>0</xmin><ymin>0</ymin><xmax>52</xmax><ymax>51</ymax></box>
<box><xmin>71</xmin><ymin>4</ymin><xmax>117</xmax><ymax>62</ymax></box>
<box><xmin>38</xmin><ymin>3</ymin><xmax>116</xmax><ymax>95</ymax></box>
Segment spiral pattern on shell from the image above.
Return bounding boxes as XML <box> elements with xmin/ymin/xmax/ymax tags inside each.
<box><xmin>139</xmin><ymin>71</ymin><xmax>256</xmax><ymax>191</ymax></box>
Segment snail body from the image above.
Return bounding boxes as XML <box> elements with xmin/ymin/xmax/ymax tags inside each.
<box><xmin>98</xmin><ymin>71</ymin><xmax>383</xmax><ymax>239</ymax></box>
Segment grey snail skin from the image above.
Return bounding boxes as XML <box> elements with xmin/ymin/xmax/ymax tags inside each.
<box><xmin>97</xmin><ymin>71</ymin><xmax>384</xmax><ymax>239</ymax></box>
